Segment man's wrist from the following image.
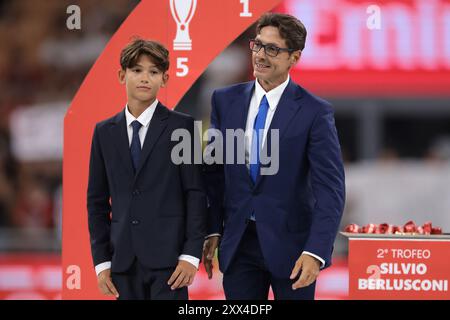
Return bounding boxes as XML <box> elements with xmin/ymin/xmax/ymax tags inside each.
<box><xmin>302</xmin><ymin>251</ymin><xmax>325</xmax><ymax>269</ymax></box>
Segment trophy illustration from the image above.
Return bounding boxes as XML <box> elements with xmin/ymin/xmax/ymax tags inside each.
<box><xmin>170</xmin><ymin>0</ymin><xmax>197</xmax><ymax>51</ymax></box>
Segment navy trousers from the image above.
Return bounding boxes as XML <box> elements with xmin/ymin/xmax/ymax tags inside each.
<box><xmin>111</xmin><ymin>258</ymin><xmax>188</xmax><ymax>300</ymax></box>
<box><xmin>222</xmin><ymin>220</ymin><xmax>316</xmax><ymax>300</ymax></box>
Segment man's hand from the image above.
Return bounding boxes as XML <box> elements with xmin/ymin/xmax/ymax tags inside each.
<box><xmin>290</xmin><ymin>254</ymin><xmax>321</xmax><ymax>290</ymax></box>
<box><xmin>167</xmin><ymin>260</ymin><xmax>197</xmax><ymax>290</ymax></box>
<box><xmin>202</xmin><ymin>236</ymin><xmax>220</xmax><ymax>279</ymax></box>
<box><xmin>97</xmin><ymin>268</ymin><xmax>119</xmax><ymax>298</ymax></box>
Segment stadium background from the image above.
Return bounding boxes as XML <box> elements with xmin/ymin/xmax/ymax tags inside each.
<box><xmin>0</xmin><ymin>0</ymin><xmax>449</xmax><ymax>299</ymax></box>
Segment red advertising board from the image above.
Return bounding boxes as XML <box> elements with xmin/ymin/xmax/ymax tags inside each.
<box><xmin>0</xmin><ymin>254</ymin><xmax>348</xmax><ymax>300</ymax></box>
<box><xmin>0</xmin><ymin>254</ymin><xmax>61</xmax><ymax>300</ymax></box>
<box><xmin>279</xmin><ymin>0</ymin><xmax>450</xmax><ymax>97</ymax></box>
<box><xmin>346</xmin><ymin>234</ymin><xmax>450</xmax><ymax>300</ymax></box>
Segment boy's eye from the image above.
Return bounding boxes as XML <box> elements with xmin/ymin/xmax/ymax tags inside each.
<box><xmin>151</xmin><ymin>70</ymin><xmax>159</xmax><ymax>75</ymax></box>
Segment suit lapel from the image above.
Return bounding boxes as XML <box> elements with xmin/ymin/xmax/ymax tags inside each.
<box><xmin>109</xmin><ymin>110</ymin><xmax>134</xmax><ymax>176</ymax></box>
<box><xmin>229</xmin><ymin>82</ymin><xmax>254</xmax><ymax>186</ymax></box>
<box><xmin>229</xmin><ymin>81</ymin><xmax>254</xmax><ymax>131</ymax></box>
<box><xmin>134</xmin><ymin>102</ymin><xmax>169</xmax><ymax>178</ymax></box>
<box><xmin>254</xmin><ymin>79</ymin><xmax>303</xmax><ymax>188</ymax></box>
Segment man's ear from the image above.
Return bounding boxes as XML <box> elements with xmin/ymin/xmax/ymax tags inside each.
<box><xmin>161</xmin><ymin>72</ymin><xmax>169</xmax><ymax>88</ymax></box>
<box><xmin>290</xmin><ymin>50</ymin><xmax>301</xmax><ymax>67</ymax></box>
<box><xmin>118</xmin><ymin>69</ymin><xmax>126</xmax><ymax>84</ymax></box>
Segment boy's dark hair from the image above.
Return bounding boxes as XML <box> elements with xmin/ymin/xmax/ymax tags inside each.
<box><xmin>120</xmin><ymin>37</ymin><xmax>170</xmax><ymax>72</ymax></box>
<box><xmin>256</xmin><ymin>13</ymin><xmax>307</xmax><ymax>51</ymax></box>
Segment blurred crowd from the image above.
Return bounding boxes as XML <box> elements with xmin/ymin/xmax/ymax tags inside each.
<box><xmin>0</xmin><ymin>1</ymin><xmax>138</xmax><ymax>247</ymax></box>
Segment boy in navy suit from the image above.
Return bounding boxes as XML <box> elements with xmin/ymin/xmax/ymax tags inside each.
<box><xmin>87</xmin><ymin>38</ymin><xmax>206</xmax><ymax>300</ymax></box>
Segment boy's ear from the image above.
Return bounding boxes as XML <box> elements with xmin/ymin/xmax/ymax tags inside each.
<box><xmin>118</xmin><ymin>69</ymin><xmax>126</xmax><ymax>84</ymax></box>
<box><xmin>161</xmin><ymin>72</ymin><xmax>169</xmax><ymax>88</ymax></box>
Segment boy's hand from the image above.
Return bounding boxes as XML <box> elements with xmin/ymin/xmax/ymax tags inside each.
<box><xmin>167</xmin><ymin>260</ymin><xmax>197</xmax><ymax>290</ymax></box>
<box><xmin>97</xmin><ymin>268</ymin><xmax>119</xmax><ymax>298</ymax></box>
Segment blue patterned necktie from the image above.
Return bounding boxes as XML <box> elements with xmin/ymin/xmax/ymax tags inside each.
<box><xmin>130</xmin><ymin>120</ymin><xmax>142</xmax><ymax>172</ymax></box>
<box><xmin>250</xmin><ymin>95</ymin><xmax>269</xmax><ymax>184</ymax></box>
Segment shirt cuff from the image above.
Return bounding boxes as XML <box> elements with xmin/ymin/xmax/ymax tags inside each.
<box><xmin>302</xmin><ymin>251</ymin><xmax>325</xmax><ymax>269</ymax></box>
<box><xmin>95</xmin><ymin>261</ymin><xmax>111</xmax><ymax>276</ymax></box>
<box><xmin>205</xmin><ymin>233</ymin><xmax>221</xmax><ymax>239</ymax></box>
<box><xmin>179</xmin><ymin>255</ymin><xmax>200</xmax><ymax>269</ymax></box>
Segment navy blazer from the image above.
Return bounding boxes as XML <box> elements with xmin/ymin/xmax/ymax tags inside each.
<box><xmin>204</xmin><ymin>80</ymin><xmax>345</xmax><ymax>278</ymax></box>
<box><xmin>87</xmin><ymin>103</ymin><xmax>207</xmax><ymax>273</ymax></box>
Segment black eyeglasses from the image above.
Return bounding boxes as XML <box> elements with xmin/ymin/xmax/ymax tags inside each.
<box><xmin>249</xmin><ymin>39</ymin><xmax>296</xmax><ymax>57</ymax></box>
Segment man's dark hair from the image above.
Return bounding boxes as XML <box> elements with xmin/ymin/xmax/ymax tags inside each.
<box><xmin>120</xmin><ymin>37</ymin><xmax>169</xmax><ymax>72</ymax></box>
<box><xmin>256</xmin><ymin>13</ymin><xmax>307</xmax><ymax>51</ymax></box>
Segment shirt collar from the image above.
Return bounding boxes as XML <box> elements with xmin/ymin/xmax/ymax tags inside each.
<box><xmin>254</xmin><ymin>75</ymin><xmax>290</xmax><ymax>111</ymax></box>
<box><xmin>125</xmin><ymin>99</ymin><xmax>158</xmax><ymax>128</ymax></box>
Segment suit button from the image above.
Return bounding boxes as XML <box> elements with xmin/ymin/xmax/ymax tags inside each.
<box><xmin>131</xmin><ymin>220</ymin><xmax>140</xmax><ymax>225</ymax></box>
<box><xmin>133</xmin><ymin>189</ymin><xmax>140</xmax><ymax>196</ymax></box>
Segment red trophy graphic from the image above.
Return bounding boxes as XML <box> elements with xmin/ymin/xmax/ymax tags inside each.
<box><xmin>170</xmin><ymin>0</ymin><xmax>197</xmax><ymax>51</ymax></box>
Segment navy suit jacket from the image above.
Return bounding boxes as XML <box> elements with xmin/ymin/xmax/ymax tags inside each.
<box><xmin>87</xmin><ymin>103</ymin><xmax>207</xmax><ymax>273</ymax></box>
<box><xmin>204</xmin><ymin>80</ymin><xmax>345</xmax><ymax>278</ymax></box>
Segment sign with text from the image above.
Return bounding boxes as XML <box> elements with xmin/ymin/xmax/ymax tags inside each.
<box><xmin>348</xmin><ymin>236</ymin><xmax>450</xmax><ymax>300</ymax></box>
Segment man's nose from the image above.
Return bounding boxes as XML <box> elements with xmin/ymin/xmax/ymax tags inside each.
<box><xmin>255</xmin><ymin>47</ymin><xmax>266</xmax><ymax>58</ymax></box>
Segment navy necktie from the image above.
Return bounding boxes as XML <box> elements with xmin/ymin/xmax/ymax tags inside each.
<box><xmin>130</xmin><ymin>120</ymin><xmax>142</xmax><ymax>172</ymax></box>
<box><xmin>250</xmin><ymin>95</ymin><xmax>270</xmax><ymax>184</ymax></box>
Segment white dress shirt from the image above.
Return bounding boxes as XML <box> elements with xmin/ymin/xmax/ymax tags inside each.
<box><xmin>95</xmin><ymin>99</ymin><xmax>199</xmax><ymax>276</ymax></box>
<box><xmin>207</xmin><ymin>76</ymin><xmax>325</xmax><ymax>268</ymax></box>
<box><xmin>244</xmin><ymin>75</ymin><xmax>290</xmax><ymax>167</ymax></box>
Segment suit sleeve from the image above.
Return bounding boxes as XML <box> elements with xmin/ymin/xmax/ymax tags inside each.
<box><xmin>87</xmin><ymin>124</ymin><xmax>112</xmax><ymax>266</ymax></box>
<box><xmin>303</xmin><ymin>105</ymin><xmax>346</xmax><ymax>268</ymax></box>
<box><xmin>179</xmin><ymin>117</ymin><xmax>207</xmax><ymax>260</ymax></box>
<box><xmin>203</xmin><ymin>90</ymin><xmax>225</xmax><ymax>235</ymax></box>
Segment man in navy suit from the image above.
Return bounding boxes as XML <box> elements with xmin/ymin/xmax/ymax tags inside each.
<box><xmin>87</xmin><ymin>38</ymin><xmax>206</xmax><ymax>300</ymax></box>
<box><xmin>202</xmin><ymin>13</ymin><xmax>345</xmax><ymax>300</ymax></box>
